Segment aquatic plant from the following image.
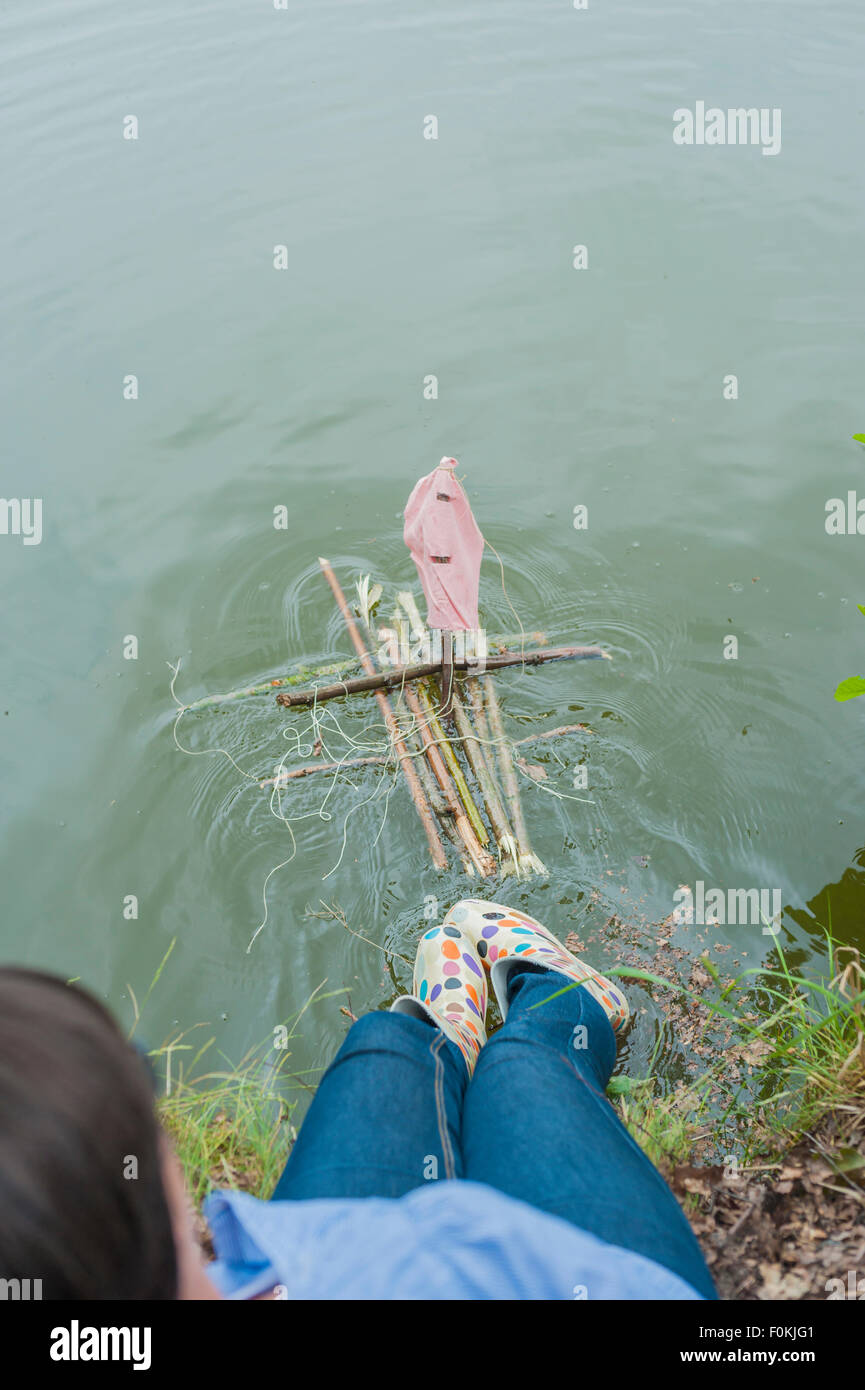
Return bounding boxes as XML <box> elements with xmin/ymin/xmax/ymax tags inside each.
<box><xmin>612</xmin><ymin>926</ymin><xmax>865</xmax><ymax>1172</ymax></box>
<box><xmin>834</xmin><ymin>604</ymin><xmax>865</xmax><ymax>702</ymax></box>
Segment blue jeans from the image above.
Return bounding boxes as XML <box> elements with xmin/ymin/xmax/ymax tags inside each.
<box><xmin>272</xmin><ymin>962</ymin><xmax>716</xmax><ymax>1299</ymax></box>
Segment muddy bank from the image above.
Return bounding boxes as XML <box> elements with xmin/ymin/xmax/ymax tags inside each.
<box><xmin>574</xmin><ymin>903</ymin><xmax>865</xmax><ymax>1301</ymax></box>
<box><xmin>668</xmin><ymin>1116</ymin><xmax>865</xmax><ymax>1300</ymax></box>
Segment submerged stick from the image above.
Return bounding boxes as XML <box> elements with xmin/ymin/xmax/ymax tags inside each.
<box><xmin>317</xmin><ymin>558</ymin><xmax>447</xmax><ymax>870</ymax></box>
<box><xmin>467</xmin><ymin>676</ymin><xmax>499</xmax><ymax>788</ymax></box>
<box><xmin>451</xmin><ymin>685</ymin><xmax>519</xmax><ymax>875</ymax></box>
<box><xmin>394</xmin><ymin>592</ymin><xmax>492</xmax><ymax>845</ymax></box>
<box><xmin>393</xmin><ymin>591</ymin><xmax>496</xmax><ymax>870</ymax></box>
<box><xmin>401</xmin><ymin>681</ymin><xmax>495</xmax><ymax>876</ymax></box>
<box><xmin>260</xmin><ymin>723</ymin><xmax>593</xmax><ymax>787</ymax></box>
<box><xmin>358</xmin><ymin>600</ymin><xmax>490</xmax><ymax>877</ymax></box>
<box><xmin>259</xmin><ymin>755</ymin><xmax>387</xmax><ymax>787</ymax></box>
<box><xmin>275</xmin><ymin>644</ymin><xmax>607</xmax><ymax>708</ymax></box>
<box><xmin>186</xmin><ymin>658</ymin><xmax>362</xmax><ymax>711</ymax></box>
<box><xmin>484</xmin><ymin>678</ymin><xmax>548</xmax><ymax>877</ymax></box>
<box><xmin>515</xmin><ymin>723</ymin><xmax>591</xmax><ymax>745</ymax></box>
<box><xmin>360</xmin><ymin>599</ymin><xmax>473</xmax><ymax>874</ymax></box>
<box><xmin>413</xmin><ymin>683</ymin><xmax>491</xmax><ymax>847</ymax></box>
<box><xmin>408</xmin><ymin>733</ymin><xmax>476</xmax><ymax>875</ymax></box>
<box><xmin>440</xmin><ymin>629</ymin><xmax>455</xmax><ymax>719</ymax></box>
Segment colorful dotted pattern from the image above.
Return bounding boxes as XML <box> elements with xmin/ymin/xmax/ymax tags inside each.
<box><xmin>413</xmin><ymin>924</ymin><xmax>489</xmax><ymax>1072</ymax></box>
<box><xmin>443</xmin><ymin>901</ymin><xmax>629</xmax><ymax>1034</ymax></box>
<box><xmin>412</xmin><ymin>902</ymin><xmax>629</xmax><ymax>1073</ymax></box>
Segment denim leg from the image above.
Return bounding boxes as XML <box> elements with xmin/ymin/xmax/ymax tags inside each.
<box><xmin>271</xmin><ymin>1010</ymin><xmax>467</xmax><ymax>1200</ymax></box>
<box><xmin>461</xmin><ymin>963</ymin><xmax>716</xmax><ymax>1299</ymax></box>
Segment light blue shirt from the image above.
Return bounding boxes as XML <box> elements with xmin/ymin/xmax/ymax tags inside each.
<box><xmin>204</xmin><ymin>1180</ymin><xmax>703</xmax><ymax>1300</ymax></box>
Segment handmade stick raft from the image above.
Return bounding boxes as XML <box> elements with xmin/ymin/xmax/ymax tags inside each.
<box><xmin>298</xmin><ymin>460</ymin><xmax>606</xmax><ymax>875</ymax></box>
<box><xmin>187</xmin><ymin>457</ymin><xmax>608</xmax><ymax>878</ymax></box>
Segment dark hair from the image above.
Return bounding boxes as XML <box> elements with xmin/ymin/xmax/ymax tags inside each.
<box><xmin>0</xmin><ymin>969</ymin><xmax>177</xmax><ymax>1299</ymax></box>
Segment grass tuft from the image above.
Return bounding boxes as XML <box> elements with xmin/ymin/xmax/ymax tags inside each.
<box><xmin>613</xmin><ymin>928</ymin><xmax>865</xmax><ymax>1171</ymax></box>
<box><xmin>125</xmin><ymin>953</ymin><xmax>347</xmax><ymax>1212</ymax></box>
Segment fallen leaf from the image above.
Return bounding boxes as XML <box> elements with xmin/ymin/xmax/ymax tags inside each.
<box><xmin>741</xmin><ymin>1039</ymin><xmax>773</xmax><ymax>1067</ymax></box>
<box><xmin>756</xmin><ymin>1264</ymin><xmax>811</xmax><ymax>1300</ymax></box>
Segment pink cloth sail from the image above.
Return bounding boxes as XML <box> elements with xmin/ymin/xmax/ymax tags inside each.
<box><xmin>403</xmin><ymin>458</ymin><xmax>484</xmax><ymax>630</ymax></box>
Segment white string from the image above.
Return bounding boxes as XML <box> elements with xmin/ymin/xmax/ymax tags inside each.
<box><xmin>168</xmin><ymin>550</ymin><xmax>594</xmax><ymax>951</ymax></box>
<box><xmin>168</xmin><ymin>658</ymin><xmax>429</xmax><ymax>950</ymax></box>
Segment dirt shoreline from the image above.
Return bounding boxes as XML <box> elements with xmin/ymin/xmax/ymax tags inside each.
<box><xmin>573</xmin><ymin>904</ymin><xmax>865</xmax><ymax>1301</ymax></box>
<box><xmin>667</xmin><ymin>1118</ymin><xmax>865</xmax><ymax>1300</ymax></box>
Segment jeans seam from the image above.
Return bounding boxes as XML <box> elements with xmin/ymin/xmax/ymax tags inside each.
<box><xmin>431</xmin><ymin>1031</ymin><xmax>457</xmax><ymax>1180</ymax></box>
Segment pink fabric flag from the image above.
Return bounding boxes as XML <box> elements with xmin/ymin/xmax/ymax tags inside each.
<box><xmin>403</xmin><ymin>458</ymin><xmax>484</xmax><ymax>630</ymax></box>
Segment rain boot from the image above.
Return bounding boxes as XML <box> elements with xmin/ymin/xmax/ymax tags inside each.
<box><xmin>391</xmin><ymin>923</ymin><xmax>488</xmax><ymax>1074</ymax></box>
<box><xmin>442</xmin><ymin>900</ymin><xmax>629</xmax><ymax>1034</ymax></box>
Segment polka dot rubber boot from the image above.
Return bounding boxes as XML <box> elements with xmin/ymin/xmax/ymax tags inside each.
<box><xmin>390</xmin><ymin>924</ymin><xmax>488</xmax><ymax>1074</ymax></box>
<box><xmin>442</xmin><ymin>900</ymin><xmax>629</xmax><ymax>1035</ymax></box>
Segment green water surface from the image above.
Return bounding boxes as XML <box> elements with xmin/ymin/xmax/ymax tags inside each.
<box><xmin>2</xmin><ymin>0</ymin><xmax>864</xmax><ymax>1096</ymax></box>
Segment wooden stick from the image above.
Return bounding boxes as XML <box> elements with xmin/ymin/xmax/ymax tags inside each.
<box><xmin>185</xmin><ymin>631</ymin><xmax>548</xmax><ymax>712</ymax></box>
<box><xmin>258</xmin><ymin>722</ymin><xmax>595</xmax><ymax>789</ymax></box>
<box><xmin>440</xmin><ymin>629</ymin><xmax>454</xmax><ymax>719</ymax></box>
<box><xmin>366</xmin><ymin>616</ymin><xmax>473</xmax><ymax>877</ymax></box>
<box><xmin>317</xmin><ymin>558</ymin><xmax>447</xmax><ymax>870</ymax></box>
<box><xmin>186</xmin><ymin>657</ymin><xmax>362</xmax><ymax>711</ymax></box>
<box><xmin>416</xmin><ymin>682</ymin><xmax>491</xmax><ymax>846</ymax></box>
<box><xmin>393</xmin><ymin>592</ymin><xmax>497</xmax><ymax>867</ymax></box>
<box><xmin>400</xmin><ymin>682</ymin><xmax>495</xmax><ymax>875</ymax></box>
<box><xmin>357</xmin><ymin>605</ymin><xmax>479</xmax><ymax>874</ymax></box>
<box><xmin>450</xmin><ymin>685</ymin><xmax>519</xmax><ymax>874</ymax></box>
<box><xmin>261</xmin><ymin>723</ymin><xmax>595</xmax><ymax>786</ymax></box>
<box><xmin>358</xmin><ymin>600</ymin><xmax>492</xmax><ymax>877</ymax></box>
<box><xmin>408</xmin><ymin>733</ymin><xmax>476</xmax><ymax>875</ymax></box>
<box><xmin>467</xmin><ymin>676</ymin><xmax>499</xmax><ymax>788</ymax></box>
<box><xmin>484</xmin><ymin>678</ymin><xmax>547</xmax><ymax>876</ymax></box>
<box><xmin>259</xmin><ymin>755</ymin><xmax>387</xmax><ymax>787</ymax></box>
<box><xmin>275</xmin><ymin>644</ymin><xmax>607</xmax><ymax>708</ymax></box>
<box><xmin>515</xmin><ymin>723</ymin><xmax>590</xmax><ymax>744</ymax></box>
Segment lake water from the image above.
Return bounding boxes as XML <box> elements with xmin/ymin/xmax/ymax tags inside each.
<box><xmin>2</xmin><ymin>0</ymin><xmax>864</xmax><ymax>1099</ymax></box>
